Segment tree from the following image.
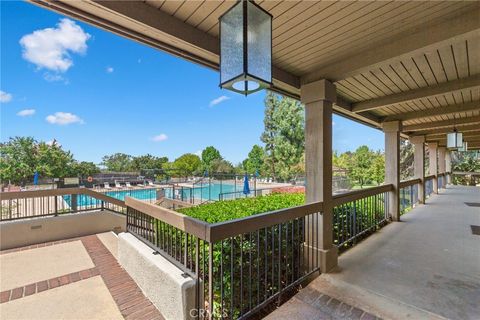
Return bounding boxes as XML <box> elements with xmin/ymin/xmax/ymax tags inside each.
<box><xmin>244</xmin><ymin>145</ymin><xmax>265</xmax><ymax>174</ymax></box>
<box><xmin>70</xmin><ymin>161</ymin><xmax>100</xmax><ymax>178</ymax></box>
<box><xmin>350</xmin><ymin>145</ymin><xmax>374</xmax><ymax>188</ymax></box>
<box><xmin>173</xmin><ymin>153</ymin><xmax>201</xmax><ymax>176</ymax></box>
<box><xmin>210</xmin><ymin>159</ymin><xmax>234</xmax><ymax>174</ymax></box>
<box><xmin>131</xmin><ymin>154</ymin><xmax>168</xmax><ymax>171</ymax></box>
<box><xmin>452</xmin><ymin>151</ymin><xmax>480</xmax><ymax>185</ymax></box>
<box><xmin>201</xmin><ymin>146</ymin><xmax>222</xmax><ymax>172</ymax></box>
<box><xmin>0</xmin><ymin>137</ymin><xmax>76</xmax><ymax>185</ymax></box>
<box><xmin>101</xmin><ymin>153</ymin><xmax>133</xmax><ymax>172</ymax></box>
<box><xmin>260</xmin><ymin>91</ymin><xmax>305</xmax><ymax>181</ymax></box>
<box><xmin>400</xmin><ymin>139</ymin><xmax>414</xmax><ymax>180</ymax></box>
<box><xmin>369</xmin><ymin>151</ymin><xmax>385</xmax><ymax>185</ymax></box>
<box><xmin>261</xmin><ymin>92</ymin><xmax>279</xmax><ymax>179</ymax></box>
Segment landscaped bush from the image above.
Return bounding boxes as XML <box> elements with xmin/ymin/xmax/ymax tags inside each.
<box><xmin>177</xmin><ymin>193</ymin><xmax>305</xmax><ymax>223</ymax></box>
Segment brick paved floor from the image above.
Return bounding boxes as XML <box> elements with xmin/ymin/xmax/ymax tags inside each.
<box><xmin>0</xmin><ymin>234</ymin><xmax>164</xmax><ymax>320</ymax></box>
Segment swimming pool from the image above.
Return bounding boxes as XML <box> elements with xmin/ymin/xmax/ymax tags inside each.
<box><xmin>64</xmin><ymin>182</ymin><xmax>251</xmax><ymax>206</ymax></box>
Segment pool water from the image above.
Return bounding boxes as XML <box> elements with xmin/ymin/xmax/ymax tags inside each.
<box><xmin>64</xmin><ymin>182</ymin><xmax>251</xmax><ymax>206</ymax></box>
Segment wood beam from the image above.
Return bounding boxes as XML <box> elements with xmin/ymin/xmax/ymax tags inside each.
<box><xmin>382</xmin><ymin>101</ymin><xmax>480</xmax><ymax>122</ymax></box>
<box><xmin>411</xmin><ymin>124</ymin><xmax>480</xmax><ymax>136</ymax></box>
<box><xmin>404</xmin><ymin>115</ymin><xmax>480</xmax><ymax>132</ymax></box>
<box><xmin>352</xmin><ymin>75</ymin><xmax>480</xmax><ymax>113</ymax></box>
<box><xmin>301</xmin><ymin>8</ymin><xmax>480</xmax><ymax>83</ymax></box>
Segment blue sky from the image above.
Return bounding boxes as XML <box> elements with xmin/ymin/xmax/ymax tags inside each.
<box><xmin>1</xmin><ymin>1</ymin><xmax>384</xmax><ymax>164</ymax></box>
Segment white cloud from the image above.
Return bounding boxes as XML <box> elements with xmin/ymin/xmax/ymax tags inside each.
<box><xmin>152</xmin><ymin>134</ymin><xmax>168</xmax><ymax>142</ymax></box>
<box><xmin>46</xmin><ymin>112</ymin><xmax>84</xmax><ymax>125</ymax></box>
<box><xmin>17</xmin><ymin>109</ymin><xmax>36</xmax><ymax>117</ymax></box>
<box><xmin>209</xmin><ymin>95</ymin><xmax>230</xmax><ymax>107</ymax></box>
<box><xmin>194</xmin><ymin>150</ymin><xmax>202</xmax><ymax>156</ymax></box>
<box><xmin>43</xmin><ymin>73</ymin><xmax>65</xmax><ymax>82</ymax></box>
<box><xmin>106</xmin><ymin>66</ymin><xmax>114</xmax><ymax>73</ymax></box>
<box><xmin>20</xmin><ymin>18</ymin><xmax>90</xmax><ymax>73</ymax></box>
<box><xmin>0</xmin><ymin>90</ymin><xmax>12</xmax><ymax>103</ymax></box>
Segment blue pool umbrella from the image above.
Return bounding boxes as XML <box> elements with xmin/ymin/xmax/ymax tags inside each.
<box><xmin>33</xmin><ymin>171</ymin><xmax>39</xmax><ymax>185</ymax></box>
<box><xmin>243</xmin><ymin>173</ymin><xmax>250</xmax><ymax>195</ymax></box>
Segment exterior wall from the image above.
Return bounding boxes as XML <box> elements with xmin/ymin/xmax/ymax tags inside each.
<box><xmin>118</xmin><ymin>233</ymin><xmax>197</xmax><ymax>320</ymax></box>
<box><xmin>0</xmin><ymin>210</ymin><xmax>125</xmax><ymax>250</ymax></box>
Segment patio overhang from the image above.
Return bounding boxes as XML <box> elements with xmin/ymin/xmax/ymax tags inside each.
<box><xmin>30</xmin><ymin>0</ymin><xmax>480</xmax><ymax>142</ymax></box>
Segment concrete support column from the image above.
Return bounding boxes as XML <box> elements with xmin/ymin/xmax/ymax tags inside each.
<box><xmin>301</xmin><ymin>79</ymin><xmax>337</xmax><ymax>273</ymax></box>
<box><xmin>428</xmin><ymin>142</ymin><xmax>438</xmax><ymax>193</ymax></box>
<box><xmin>383</xmin><ymin>121</ymin><xmax>402</xmax><ymax>221</ymax></box>
<box><xmin>446</xmin><ymin>151</ymin><xmax>452</xmax><ymax>184</ymax></box>
<box><xmin>438</xmin><ymin>147</ymin><xmax>446</xmax><ymax>189</ymax></box>
<box><xmin>410</xmin><ymin>136</ymin><xmax>425</xmax><ymax>204</ymax></box>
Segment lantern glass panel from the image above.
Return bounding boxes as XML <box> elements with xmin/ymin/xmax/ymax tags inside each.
<box><xmin>247</xmin><ymin>1</ymin><xmax>271</xmax><ymax>83</ymax></box>
<box><xmin>233</xmin><ymin>80</ymin><xmax>260</xmax><ymax>92</ymax></box>
<box><xmin>447</xmin><ymin>132</ymin><xmax>456</xmax><ymax>148</ymax></box>
<box><xmin>456</xmin><ymin>132</ymin><xmax>463</xmax><ymax>148</ymax></box>
<box><xmin>220</xmin><ymin>2</ymin><xmax>244</xmax><ymax>85</ymax></box>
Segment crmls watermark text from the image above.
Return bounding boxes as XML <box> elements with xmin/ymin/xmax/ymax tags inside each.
<box><xmin>190</xmin><ymin>308</ymin><xmax>228</xmax><ymax>318</ymax></box>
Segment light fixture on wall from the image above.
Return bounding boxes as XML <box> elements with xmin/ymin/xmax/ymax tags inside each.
<box><xmin>219</xmin><ymin>0</ymin><xmax>272</xmax><ymax>95</ymax></box>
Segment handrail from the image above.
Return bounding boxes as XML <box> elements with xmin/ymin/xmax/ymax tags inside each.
<box><xmin>332</xmin><ymin>184</ymin><xmax>393</xmax><ymax>207</ymax></box>
<box><xmin>126</xmin><ymin>195</ymin><xmax>323</xmax><ymax>243</ymax></box>
<box><xmin>399</xmin><ymin>178</ymin><xmax>421</xmax><ymax>188</ymax></box>
<box><xmin>0</xmin><ymin>187</ymin><xmax>126</xmax><ymax>208</ymax></box>
<box><xmin>125</xmin><ymin>196</ymin><xmax>209</xmax><ymax>240</ymax></box>
<box><xmin>424</xmin><ymin>174</ymin><xmax>436</xmax><ymax>180</ymax></box>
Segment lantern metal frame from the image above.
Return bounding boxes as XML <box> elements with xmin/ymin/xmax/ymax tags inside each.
<box><xmin>219</xmin><ymin>0</ymin><xmax>273</xmax><ymax>95</ymax></box>
<box><xmin>458</xmin><ymin>141</ymin><xmax>468</xmax><ymax>152</ymax></box>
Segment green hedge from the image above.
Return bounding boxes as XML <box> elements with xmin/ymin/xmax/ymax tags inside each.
<box><xmin>177</xmin><ymin>193</ymin><xmax>305</xmax><ymax>223</ymax></box>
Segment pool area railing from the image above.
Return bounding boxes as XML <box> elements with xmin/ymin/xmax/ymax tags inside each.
<box><xmin>0</xmin><ymin>187</ymin><xmax>126</xmax><ymax>221</ymax></box>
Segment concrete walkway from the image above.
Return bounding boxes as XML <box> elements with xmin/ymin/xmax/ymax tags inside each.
<box><xmin>268</xmin><ymin>185</ymin><xmax>480</xmax><ymax>320</ymax></box>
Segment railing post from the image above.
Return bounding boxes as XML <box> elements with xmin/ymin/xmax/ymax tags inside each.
<box><xmin>445</xmin><ymin>151</ymin><xmax>452</xmax><ymax>184</ymax></box>
<box><xmin>54</xmin><ymin>195</ymin><xmax>58</xmax><ymax>216</ymax></box>
<box><xmin>438</xmin><ymin>147</ymin><xmax>446</xmax><ymax>189</ymax></box>
<box><xmin>71</xmin><ymin>194</ymin><xmax>78</xmax><ymax>213</ymax></box>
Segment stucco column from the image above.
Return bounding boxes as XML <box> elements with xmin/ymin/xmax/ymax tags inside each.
<box><xmin>383</xmin><ymin>121</ymin><xmax>402</xmax><ymax>221</ymax></box>
<box><xmin>301</xmin><ymin>79</ymin><xmax>337</xmax><ymax>273</ymax></box>
<box><xmin>428</xmin><ymin>142</ymin><xmax>438</xmax><ymax>193</ymax></box>
<box><xmin>438</xmin><ymin>147</ymin><xmax>446</xmax><ymax>189</ymax></box>
<box><xmin>446</xmin><ymin>151</ymin><xmax>452</xmax><ymax>184</ymax></box>
<box><xmin>410</xmin><ymin>136</ymin><xmax>425</xmax><ymax>204</ymax></box>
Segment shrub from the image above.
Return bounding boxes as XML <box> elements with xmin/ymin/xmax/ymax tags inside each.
<box><xmin>177</xmin><ymin>193</ymin><xmax>305</xmax><ymax>223</ymax></box>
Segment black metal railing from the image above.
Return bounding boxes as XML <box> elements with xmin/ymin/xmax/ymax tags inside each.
<box><xmin>332</xmin><ymin>185</ymin><xmax>391</xmax><ymax>250</ymax></box>
<box><xmin>0</xmin><ymin>188</ymin><xmax>126</xmax><ymax>221</ymax></box>
<box><xmin>126</xmin><ymin>197</ymin><xmax>323</xmax><ymax>319</ymax></box>
<box><xmin>399</xmin><ymin>179</ymin><xmax>420</xmax><ymax>216</ymax></box>
<box><xmin>125</xmin><ymin>184</ymin><xmax>395</xmax><ymax>319</ymax></box>
<box><xmin>425</xmin><ymin>175</ymin><xmax>435</xmax><ymax>198</ymax></box>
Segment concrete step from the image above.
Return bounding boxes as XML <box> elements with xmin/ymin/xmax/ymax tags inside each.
<box><xmin>307</xmin><ymin>275</ymin><xmax>447</xmax><ymax>320</ymax></box>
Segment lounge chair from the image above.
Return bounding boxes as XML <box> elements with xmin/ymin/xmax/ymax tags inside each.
<box><xmin>115</xmin><ymin>181</ymin><xmax>122</xmax><ymax>188</ymax></box>
<box><xmin>104</xmin><ymin>182</ymin><xmax>111</xmax><ymax>189</ymax></box>
<box><xmin>147</xmin><ymin>180</ymin><xmax>155</xmax><ymax>187</ymax></box>
<box><xmin>126</xmin><ymin>182</ymin><xmax>132</xmax><ymax>188</ymax></box>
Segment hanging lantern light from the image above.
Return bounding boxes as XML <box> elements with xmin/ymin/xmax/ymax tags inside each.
<box><xmin>219</xmin><ymin>0</ymin><xmax>272</xmax><ymax>95</ymax></box>
<box><xmin>447</xmin><ymin>129</ymin><xmax>463</xmax><ymax>149</ymax></box>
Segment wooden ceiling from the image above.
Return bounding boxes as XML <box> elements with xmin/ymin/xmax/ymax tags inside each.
<box><xmin>30</xmin><ymin>0</ymin><xmax>480</xmax><ymax>149</ymax></box>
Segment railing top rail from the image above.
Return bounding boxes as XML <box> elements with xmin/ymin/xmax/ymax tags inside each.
<box><xmin>208</xmin><ymin>201</ymin><xmax>323</xmax><ymax>242</ymax></box>
<box><xmin>0</xmin><ymin>187</ymin><xmax>83</xmax><ymax>200</ymax></box>
<box><xmin>125</xmin><ymin>196</ymin><xmax>209</xmax><ymax>240</ymax></box>
<box><xmin>452</xmin><ymin>171</ymin><xmax>480</xmax><ymax>176</ymax></box>
<box><xmin>399</xmin><ymin>178</ymin><xmax>421</xmax><ymax>188</ymax></box>
<box><xmin>0</xmin><ymin>187</ymin><xmax>126</xmax><ymax>208</ymax></box>
<box><xmin>332</xmin><ymin>184</ymin><xmax>393</xmax><ymax>207</ymax></box>
<box><xmin>425</xmin><ymin>174</ymin><xmax>436</xmax><ymax>180</ymax></box>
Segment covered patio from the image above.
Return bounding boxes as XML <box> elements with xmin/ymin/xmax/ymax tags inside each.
<box><xmin>3</xmin><ymin>1</ymin><xmax>480</xmax><ymax>319</ymax></box>
<box><xmin>268</xmin><ymin>185</ymin><xmax>480</xmax><ymax>320</ymax></box>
